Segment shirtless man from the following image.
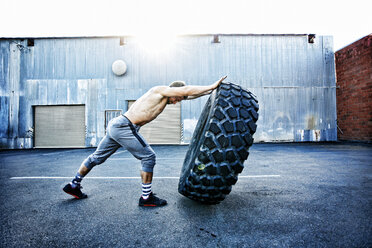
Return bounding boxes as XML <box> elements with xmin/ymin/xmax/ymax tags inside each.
<box><xmin>63</xmin><ymin>76</ymin><xmax>227</xmax><ymax>207</ymax></box>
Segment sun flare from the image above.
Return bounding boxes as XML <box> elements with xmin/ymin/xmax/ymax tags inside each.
<box><xmin>133</xmin><ymin>31</ymin><xmax>178</xmax><ymax>55</ymax></box>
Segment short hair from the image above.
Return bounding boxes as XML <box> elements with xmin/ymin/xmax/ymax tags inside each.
<box><xmin>169</xmin><ymin>81</ymin><xmax>188</xmax><ymax>99</ymax></box>
<box><xmin>169</xmin><ymin>81</ymin><xmax>186</xmax><ymax>88</ymax></box>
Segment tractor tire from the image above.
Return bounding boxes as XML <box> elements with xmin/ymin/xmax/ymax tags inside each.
<box><xmin>178</xmin><ymin>82</ymin><xmax>259</xmax><ymax>204</ymax></box>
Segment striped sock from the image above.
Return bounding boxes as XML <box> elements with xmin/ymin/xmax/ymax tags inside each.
<box><xmin>142</xmin><ymin>183</ymin><xmax>152</xmax><ymax>200</ymax></box>
<box><xmin>71</xmin><ymin>172</ymin><xmax>84</xmax><ymax>188</ymax></box>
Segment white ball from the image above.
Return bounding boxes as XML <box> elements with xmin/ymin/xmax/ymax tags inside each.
<box><xmin>112</xmin><ymin>60</ymin><xmax>127</xmax><ymax>76</ymax></box>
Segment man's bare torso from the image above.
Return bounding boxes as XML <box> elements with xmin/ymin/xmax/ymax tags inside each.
<box><xmin>124</xmin><ymin>87</ymin><xmax>168</xmax><ymax>126</ymax></box>
<box><xmin>123</xmin><ymin>77</ymin><xmax>226</xmax><ymax>126</ymax></box>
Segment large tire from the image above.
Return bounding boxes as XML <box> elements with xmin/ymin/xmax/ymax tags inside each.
<box><xmin>178</xmin><ymin>82</ymin><xmax>259</xmax><ymax>204</ymax></box>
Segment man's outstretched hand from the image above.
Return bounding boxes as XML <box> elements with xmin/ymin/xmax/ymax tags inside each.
<box><xmin>185</xmin><ymin>76</ymin><xmax>228</xmax><ymax>100</ymax></box>
<box><xmin>213</xmin><ymin>76</ymin><xmax>227</xmax><ymax>89</ymax></box>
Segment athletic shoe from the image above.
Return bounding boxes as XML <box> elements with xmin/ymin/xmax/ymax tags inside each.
<box><xmin>139</xmin><ymin>192</ymin><xmax>167</xmax><ymax>207</ymax></box>
<box><xmin>63</xmin><ymin>183</ymin><xmax>88</xmax><ymax>199</ymax></box>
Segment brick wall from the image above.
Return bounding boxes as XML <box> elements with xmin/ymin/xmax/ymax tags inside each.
<box><xmin>335</xmin><ymin>34</ymin><xmax>372</xmax><ymax>141</ymax></box>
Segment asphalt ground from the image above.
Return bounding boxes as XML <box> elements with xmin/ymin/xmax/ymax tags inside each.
<box><xmin>0</xmin><ymin>142</ymin><xmax>371</xmax><ymax>248</ymax></box>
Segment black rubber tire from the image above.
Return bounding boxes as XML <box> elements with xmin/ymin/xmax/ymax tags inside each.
<box><xmin>178</xmin><ymin>82</ymin><xmax>259</xmax><ymax>204</ymax></box>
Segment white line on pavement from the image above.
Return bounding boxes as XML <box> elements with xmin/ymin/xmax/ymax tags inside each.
<box><xmin>41</xmin><ymin>150</ymin><xmax>76</xmax><ymax>156</ymax></box>
<box><xmin>10</xmin><ymin>175</ymin><xmax>281</xmax><ymax>180</ymax></box>
<box><xmin>109</xmin><ymin>158</ymin><xmax>184</xmax><ymax>160</ymax></box>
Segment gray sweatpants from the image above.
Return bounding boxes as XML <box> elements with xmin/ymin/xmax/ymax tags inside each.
<box><xmin>82</xmin><ymin>115</ymin><xmax>156</xmax><ymax>172</ymax></box>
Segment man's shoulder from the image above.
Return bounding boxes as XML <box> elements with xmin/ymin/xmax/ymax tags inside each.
<box><xmin>151</xmin><ymin>85</ymin><xmax>168</xmax><ymax>92</ymax></box>
<box><xmin>145</xmin><ymin>86</ymin><xmax>169</xmax><ymax>100</ymax></box>
<box><xmin>149</xmin><ymin>86</ymin><xmax>170</xmax><ymax>95</ymax></box>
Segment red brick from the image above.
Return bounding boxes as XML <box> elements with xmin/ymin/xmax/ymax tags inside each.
<box><xmin>336</xmin><ymin>34</ymin><xmax>372</xmax><ymax>141</ymax></box>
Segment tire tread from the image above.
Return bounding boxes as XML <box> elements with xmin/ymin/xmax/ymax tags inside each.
<box><xmin>178</xmin><ymin>82</ymin><xmax>259</xmax><ymax>204</ymax></box>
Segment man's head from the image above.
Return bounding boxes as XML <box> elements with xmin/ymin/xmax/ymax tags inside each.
<box><xmin>169</xmin><ymin>81</ymin><xmax>186</xmax><ymax>88</ymax></box>
<box><xmin>167</xmin><ymin>81</ymin><xmax>187</xmax><ymax>104</ymax></box>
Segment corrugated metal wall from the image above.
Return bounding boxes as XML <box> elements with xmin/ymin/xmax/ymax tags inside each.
<box><xmin>0</xmin><ymin>34</ymin><xmax>337</xmax><ymax>149</ymax></box>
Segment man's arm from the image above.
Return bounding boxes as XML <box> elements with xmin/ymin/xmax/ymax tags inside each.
<box><xmin>155</xmin><ymin>76</ymin><xmax>227</xmax><ymax>98</ymax></box>
<box><xmin>185</xmin><ymin>90</ymin><xmax>213</xmax><ymax>100</ymax></box>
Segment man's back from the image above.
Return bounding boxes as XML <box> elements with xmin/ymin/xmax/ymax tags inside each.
<box><xmin>124</xmin><ymin>87</ymin><xmax>168</xmax><ymax>126</ymax></box>
<box><xmin>124</xmin><ymin>77</ymin><xmax>227</xmax><ymax>127</ymax></box>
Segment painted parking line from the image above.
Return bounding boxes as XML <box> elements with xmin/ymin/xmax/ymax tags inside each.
<box><xmin>109</xmin><ymin>158</ymin><xmax>185</xmax><ymax>161</ymax></box>
<box><xmin>41</xmin><ymin>150</ymin><xmax>79</xmax><ymax>156</ymax></box>
<box><xmin>10</xmin><ymin>175</ymin><xmax>281</xmax><ymax>180</ymax></box>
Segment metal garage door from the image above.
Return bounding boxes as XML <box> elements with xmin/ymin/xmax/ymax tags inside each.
<box><xmin>34</xmin><ymin>105</ymin><xmax>85</xmax><ymax>148</ymax></box>
<box><xmin>128</xmin><ymin>101</ymin><xmax>181</xmax><ymax>144</ymax></box>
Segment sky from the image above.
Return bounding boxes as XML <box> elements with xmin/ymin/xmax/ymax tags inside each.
<box><xmin>0</xmin><ymin>0</ymin><xmax>371</xmax><ymax>51</ymax></box>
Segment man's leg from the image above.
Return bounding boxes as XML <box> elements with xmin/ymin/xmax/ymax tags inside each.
<box><xmin>137</xmin><ymin>158</ymin><xmax>166</xmax><ymax>207</ymax></box>
<box><xmin>63</xmin><ymin>135</ymin><xmax>120</xmax><ymax>199</ymax></box>
<box><xmin>78</xmin><ymin>163</ymin><xmax>91</xmax><ymax>176</ymax></box>
<box><xmin>140</xmin><ymin>171</ymin><xmax>153</xmax><ymax>200</ymax></box>
<box><xmin>110</xmin><ymin>121</ymin><xmax>166</xmax><ymax>207</ymax></box>
<box><xmin>141</xmin><ymin>171</ymin><xmax>153</xmax><ymax>184</ymax></box>
<box><xmin>125</xmin><ymin>144</ymin><xmax>166</xmax><ymax>205</ymax></box>
<box><xmin>68</xmin><ymin>163</ymin><xmax>91</xmax><ymax>190</ymax></box>
<box><xmin>65</xmin><ymin>163</ymin><xmax>92</xmax><ymax>197</ymax></box>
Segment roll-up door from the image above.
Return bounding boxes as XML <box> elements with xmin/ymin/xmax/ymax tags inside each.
<box><xmin>128</xmin><ymin>101</ymin><xmax>181</xmax><ymax>144</ymax></box>
<box><xmin>34</xmin><ymin>105</ymin><xmax>85</xmax><ymax>148</ymax></box>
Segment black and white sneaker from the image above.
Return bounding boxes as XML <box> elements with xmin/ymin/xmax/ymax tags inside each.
<box><xmin>139</xmin><ymin>192</ymin><xmax>167</xmax><ymax>207</ymax></box>
<box><xmin>63</xmin><ymin>183</ymin><xmax>88</xmax><ymax>199</ymax></box>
